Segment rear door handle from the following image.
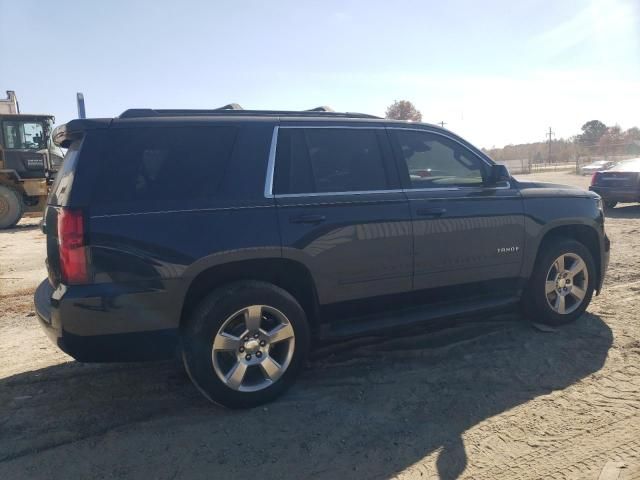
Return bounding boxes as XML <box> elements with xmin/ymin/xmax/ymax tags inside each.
<box><xmin>416</xmin><ymin>207</ymin><xmax>447</xmax><ymax>218</ymax></box>
<box><xmin>289</xmin><ymin>214</ymin><xmax>326</xmax><ymax>225</ymax></box>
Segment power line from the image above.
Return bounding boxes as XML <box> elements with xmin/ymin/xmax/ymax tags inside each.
<box><xmin>438</xmin><ymin>121</ymin><xmax>447</xmax><ymax>128</ymax></box>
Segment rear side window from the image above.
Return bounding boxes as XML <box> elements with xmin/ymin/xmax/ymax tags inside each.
<box><xmin>273</xmin><ymin>128</ymin><xmax>390</xmax><ymax>194</ymax></box>
<box><xmin>93</xmin><ymin>126</ymin><xmax>237</xmax><ymax>205</ymax></box>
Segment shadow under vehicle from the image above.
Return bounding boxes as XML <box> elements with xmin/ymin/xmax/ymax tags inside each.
<box><xmin>0</xmin><ymin>312</ymin><xmax>613</xmax><ymax>479</ymax></box>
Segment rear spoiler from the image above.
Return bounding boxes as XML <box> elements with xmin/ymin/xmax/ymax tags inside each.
<box><xmin>52</xmin><ymin>118</ymin><xmax>111</xmax><ymax>148</ymax></box>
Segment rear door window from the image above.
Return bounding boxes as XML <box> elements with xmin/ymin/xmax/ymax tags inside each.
<box><xmin>273</xmin><ymin>128</ymin><xmax>390</xmax><ymax>194</ymax></box>
<box><xmin>93</xmin><ymin>126</ymin><xmax>237</xmax><ymax>208</ymax></box>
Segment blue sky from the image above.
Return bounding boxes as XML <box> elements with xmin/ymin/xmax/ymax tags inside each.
<box><xmin>1</xmin><ymin>0</ymin><xmax>638</xmax><ymax>147</ymax></box>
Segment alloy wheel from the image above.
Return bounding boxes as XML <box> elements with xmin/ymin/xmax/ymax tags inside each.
<box><xmin>211</xmin><ymin>305</ymin><xmax>295</xmax><ymax>392</ymax></box>
<box><xmin>545</xmin><ymin>253</ymin><xmax>589</xmax><ymax>315</ymax></box>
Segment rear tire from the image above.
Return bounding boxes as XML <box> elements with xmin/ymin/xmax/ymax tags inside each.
<box><xmin>524</xmin><ymin>238</ymin><xmax>595</xmax><ymax>326</ymax></box>
<box><xmin>182</xmin><ymin>281</ymin><xmax>310</xmax><ymax>409</ymax></box>
<box><xmin>0</xmin><ymin>185</ymin><xmax>24</xmax><ymax>229</ymax></box>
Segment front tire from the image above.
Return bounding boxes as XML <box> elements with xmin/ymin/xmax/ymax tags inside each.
<box><xmin>524</xmin><ymin>238</ymin><xmax>595</xmax><ymax>326</ymax></box>
<box><xmin>182</xmin><ymin>281</ymin><xmax>310</xmax><ymax>408</ymax></box>
<box><xmin>0</xmin><ymin>185</ymin><xmax>24</xmax><ymax>229</ymax></box>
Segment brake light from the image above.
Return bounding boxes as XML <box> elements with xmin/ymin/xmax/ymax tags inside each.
<box><xmin>591</xmin><ymin>172</ymin><xmax>600</xmax><ymax>186</ymax></box>
<box><xmin>57</xmin><ymin>208</ymin><xmax>88</xmax><ymax>284</ymax></box>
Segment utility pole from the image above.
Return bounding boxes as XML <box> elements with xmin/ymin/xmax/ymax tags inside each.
<box><xmin>439</xmin><ymin>121</ymin><xmax>447</xmax><ymax>128</ymax></box>
<box><xmin>546</xmin><ymin>127</ymin><xmax>554</xmax><ymax>163</ymax></box>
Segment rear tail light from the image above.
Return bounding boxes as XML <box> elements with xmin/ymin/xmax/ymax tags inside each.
<box><xmin>57</xmin><ymin>208</ymin><xmax>89</xmax><ymax>284</ymax></box>
<box><xmin>591</xmin><ymin>172</ymin><xmax>600</xmax><ymax>186</ymax></box>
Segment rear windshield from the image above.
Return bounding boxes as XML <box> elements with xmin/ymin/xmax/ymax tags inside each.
<box><xmin>609</xmin><ymin>158</ymin><xmax>640</xmax><ymax>172</ymax></box>
<box><xmin>92</xmin><ymin>126</ymin><xmax>237</xmax><ymax>208</ymax></box>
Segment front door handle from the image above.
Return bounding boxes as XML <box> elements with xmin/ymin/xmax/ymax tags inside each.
<box><xmin>290</xmin><ymin>214</ymin><xmax>327</xmax><ymax>225</ymax></box>
<box><xmin>416</xmin><ymin>207</ymin><xmax>447</xmax><ymax>218</ymax></box>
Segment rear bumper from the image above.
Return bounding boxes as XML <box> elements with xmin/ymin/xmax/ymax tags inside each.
<box><xmin>34</xmin><ymin>279</ymin><xmax>179</xmax><ymax>362</ymax></box>
<box><xmin>589</xmin><ymin>186</ymin><xmax>640</xmax><ymax>203</ymax></box>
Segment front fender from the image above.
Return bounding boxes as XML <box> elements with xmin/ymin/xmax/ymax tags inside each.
<box><xmin>520</xmin><ymin>195</ymin><xmax>606</xmax><ymax>288</ymax></box>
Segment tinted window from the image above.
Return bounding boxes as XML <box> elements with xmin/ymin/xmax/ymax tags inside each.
<box><xmin>395</xmin><ymin>130</ymin><xmax>487</xmax><ymax>188</ymax></box>
<box><xmin>93</xmin><ymin>126</ymin><xmax>237</xmax><ymax>204</ymax></box>
<box><xmin>274</xmin><ymin>128</ymin><xmax>389</xmax><ymax>194</ymax></box>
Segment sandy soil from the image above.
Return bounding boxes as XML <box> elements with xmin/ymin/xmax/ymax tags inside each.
<box><xmin>1</xmin><ymin>172</ymin><xmax>639</xmax><ymax>480</ymax></box>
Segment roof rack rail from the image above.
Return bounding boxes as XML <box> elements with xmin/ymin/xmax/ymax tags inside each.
<box><xmin>118</xmin><ymin>108</ymin><xmax>380</xmax><ymax>119</ymax></box>
<box><xmin>305</xmin><ymin>106</ymin><xmax>334</xmax><ymax>112</ymax></box>
<box><xmin>216</xmin><ymin>103</ymin><xmax>243</xmax><ymax>110</ymax></box>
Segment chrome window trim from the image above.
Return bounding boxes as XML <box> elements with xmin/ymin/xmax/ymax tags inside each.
<box><xmin>263</xmin><ymin>125</ymin><xmax>514</xmax><ymax>199</ymax></box>
<box><xmin>279</xmin><ymin>125</ymin><xmax>387</xmax><ymax>130</ymax></box>
<box><xmin>274</xmin><ymin>189</ymin><xmax>405</xmax><ymax>199</ymax></box>
<box><xmin>264</xmin><ymin>126</ymin><xmax>279</xmax><ymax>198</ymax></box>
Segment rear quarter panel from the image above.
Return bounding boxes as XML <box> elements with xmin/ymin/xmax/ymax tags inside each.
<box><xmin>72</xmin><ymin>122</ymin><xmax>281</xmax><ymax>334</ymax></box>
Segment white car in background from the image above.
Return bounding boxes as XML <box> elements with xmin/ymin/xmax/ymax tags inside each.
<box><xmin>580</xmin><ymin>160</ymin><xmax>615</xmax><ymax>176</ymax></box>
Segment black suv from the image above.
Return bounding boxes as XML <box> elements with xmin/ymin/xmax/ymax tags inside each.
<box><xmin>35</xmin><ymin>107</ymin><xmax>610</xmax><ymax>408</ymax></box>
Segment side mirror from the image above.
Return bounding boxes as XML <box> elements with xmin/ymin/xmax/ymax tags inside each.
<box><xmin>486</xmin><ymin>164</ymin><xmax>511</xmax><ymax>186</ymax></box>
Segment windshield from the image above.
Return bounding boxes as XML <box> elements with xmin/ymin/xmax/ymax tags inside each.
<box><xmin>2</xmin><ymin>120</ymin><xmax>47</xmax><ymax>150</ymax></box>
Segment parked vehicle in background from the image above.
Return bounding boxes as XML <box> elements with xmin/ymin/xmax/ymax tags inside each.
<box><xmin>580</xmin><ymin>159</ymin><xmax>615</xmax><ymax>176</ymax></box>
<box><xmin>34</xmin><ymin>106</ymin><xmax>609</xmax><ymax>408</ymax></box>
<box><xmin>0</xmin><ymin>91</ymin><xmax>64</xmax><ymax>228</ymax></box>
<box><xmin>589</xmin><ymin>157</ymin><xmax>640</xmax><ymax>209</ymax></box>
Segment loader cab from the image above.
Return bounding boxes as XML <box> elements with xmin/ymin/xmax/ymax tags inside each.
<box><xmin>0</xmin><ymin>114</ymin><xmax>64</xmax><ymax>177</ymax></box>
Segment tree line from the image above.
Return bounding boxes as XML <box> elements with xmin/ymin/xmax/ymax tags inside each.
<box><xmin>384</xmin><ymin>100</ymin><xmax>640</xmax><ymax>163</ymax></box>
<box><xmin>485</xmin><ymin>121</ymin><xmax>640</xmax><ymax>164</ymax></box>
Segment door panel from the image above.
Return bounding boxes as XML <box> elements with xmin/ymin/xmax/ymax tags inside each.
<box><xmin>388</xmin><ymin>128</ymin><xmax>525</xmax><ymax>292</ymax></box>
<box><xmin>277</xmin><ymin>193</ymin><xmax>413</xmax><ymax>304</ymax></box>
<box><xmin>407</xmin><ymin>189</ymin><xmax>524</xmax><ymax>290</ymax></box>
<box><xmin>272</xmin><ymin>126</ymin><xmax>412</xmax><ymax>305</ymax></box>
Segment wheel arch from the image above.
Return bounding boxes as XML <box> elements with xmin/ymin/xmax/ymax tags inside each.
<box><xmin>179</xmin><ymin>258</ymin><xmax>321</xmax><ymax>333</ymax></box>
<box><xmin>527</xmin><ymin>223</ymin><xmax>603</xmax><ymax>293</ymax></box>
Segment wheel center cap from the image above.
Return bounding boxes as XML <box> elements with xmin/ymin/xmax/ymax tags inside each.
<box><xmin>245</xmin><ymin>338</ymin><xmax>260</xmax><ymax>354</ymax></box>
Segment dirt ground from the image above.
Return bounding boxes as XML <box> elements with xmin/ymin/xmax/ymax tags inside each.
<box><xmin>1</xmin><ymin>171</ymin><xmax>639</xmax><ymax>480</ymax></box>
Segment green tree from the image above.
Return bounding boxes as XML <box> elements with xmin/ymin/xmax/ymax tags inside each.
<box><xmin>598</xmin><ymin>125</ymin><xmax>628</xmax><ymax>157</ymax></box>
<box><xmin>385</xmin><ymin>100</ymin><xmax>422</xmax><ymax>122</ymax></box>
<box><xmin>578</xmin><ymin>120</ymin><xmax>607</xmax><ymax>146</ymax></box>
<box><xmin>624</xmin><ymin>127</ymin><xmax>640</xmax><ymax>141</ymax></box>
